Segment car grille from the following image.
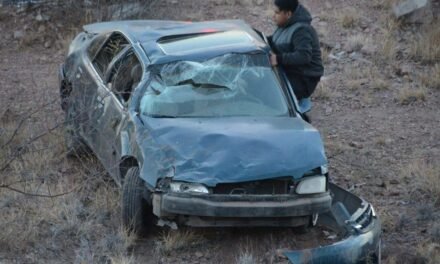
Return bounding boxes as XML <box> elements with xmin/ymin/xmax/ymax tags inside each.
<box><xmin>213</xmin><ymin>178</ymin><xmax>293</xmax><ymax>195</ymax></box>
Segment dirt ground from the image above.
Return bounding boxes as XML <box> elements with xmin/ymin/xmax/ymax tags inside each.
<box><xmin>0</xmin><ymin>0</ymin><xmax>439</xmax><ymax>263</ymax></box>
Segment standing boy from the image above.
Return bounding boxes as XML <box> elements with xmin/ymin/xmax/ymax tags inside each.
<box><xmin>269</xmin><ymin>0</ymin><xmax>323</xmax><ymax>100</ymax></box>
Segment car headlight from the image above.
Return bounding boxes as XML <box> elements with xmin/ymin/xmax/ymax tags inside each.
<box><xmin>296</xmin><ymin>176</ymin><xmax>326</xmax><ymax>194</ymax></box>
<box><xmin>170</xmin><ymin>182</ymin><xmax>209</xmax><ymax>194</ymax></box>
<box><xmin>320</xmin><ymin>164</ymin><xmax>329</xmax><ymax>174</ymax></box>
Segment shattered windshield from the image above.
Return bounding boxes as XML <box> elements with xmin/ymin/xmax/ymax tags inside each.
<box><xmin>140</xmin><ymin>53</ymin><xmax>289</xmax><ymax>117</ymax></box>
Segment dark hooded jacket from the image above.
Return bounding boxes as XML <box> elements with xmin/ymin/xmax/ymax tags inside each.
<box><xmin>269</xmin><ymin>5</ymin><xmax>323</xmax><ymax>98</ymax></box>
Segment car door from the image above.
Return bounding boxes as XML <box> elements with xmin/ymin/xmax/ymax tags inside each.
<box><xmin>96</xmin><ymin>46</ymin><xmax>143</xmax><ymax>180</ymax></box>
<box><xmin>83</xmin><ymin>32</ymin><xmax>130</xmax><ymax>162</ymax></box>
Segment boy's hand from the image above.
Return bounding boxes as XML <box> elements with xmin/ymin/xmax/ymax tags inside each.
<box><xmin>270</xmin><ymin>52</ymin><xmax>278</xmax><ymax>66</ymax></box>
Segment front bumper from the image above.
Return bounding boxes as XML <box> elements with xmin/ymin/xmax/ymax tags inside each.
<box><xmin>152</xmin><ymin>191</ymin><xmax>332</xmax><ymax>218</ymax></box>
<box><xmin>283</xmin><ymin>183</ymin><xmax>382</xmax><ymax>264</ymax></box>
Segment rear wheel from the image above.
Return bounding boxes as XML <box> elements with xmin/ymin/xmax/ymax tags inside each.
<box><xmin>122</xmin><ymin>167</ymin><xmax>152</xmax><ymax>236</ymax></box>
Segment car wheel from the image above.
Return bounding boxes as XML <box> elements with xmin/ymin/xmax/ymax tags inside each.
<box><xmin>122</xmin><ymin>167</ymin><xmax>151</xmax><ymax>236</ymax></box>
<box><xmin>64</xmin><ymin>106</ymin><xmax>86</xmax><ymax>157</ymax></box>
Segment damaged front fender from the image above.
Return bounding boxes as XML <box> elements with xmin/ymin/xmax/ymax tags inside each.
<box><xmin>284</xmin><ymin>183</ymin><xmax>381</xmax><ymax>264</ymax></box>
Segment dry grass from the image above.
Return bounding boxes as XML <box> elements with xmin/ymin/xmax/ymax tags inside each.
<box><xmin>402</xmin><ymin>158</ymin><xmax>440</xmax><ymax>203</ymax></box>
<box><xmin>236</xmin><ymin>249</ymin><xmax>257</xmax><ymax>264</ymax></box>
<box><xmin>313</xmin><ymin>81</ymin><xmax>331</xmax><ymax>100</ymax></box>
<box><xmin>410</xmin><ymin>22</ymin><xmax>440</xmax><ymax>63</ymax></box>
<box><xmin>321</xmin><ymin>47</ymin><xmax>330</xmax><ymax>65</ymax></box>
<box><xmin>346</xmin><ymin>79</ymin><xmax>364</xmax><ymax>90</ymax></box>
<box><xmin>378</xmin><ymin>14</ymin><xmax>401</xmax><ymax>61</ymax></box>
<box><xmin>371</xmin><ymin>78</ymin><xmax>389</xmax><ymax>90</ymax></box>
<box><xmin>420</xmin><ymin>64</ymin><xmax>440</xmax><ymax>90</ymax></box>
<box><xmin>417</xmin><ymin>243</ymin><xmax>440</xmax><ymax>264</ymax></box>
<box><xmin>336</xmin><ymin>8</ymin><xmax>361</xmax><ymax>28</ymax></box>
<box><xmin>380</xmin><ymin>33</ymin><xmax>397</xmax><ymax>61</ymax></box>
<box><xmin>157</xmin><ymin>230</ymin><xmax>203</xmax><ymax>255</ymax></box>
<box><xmin>371</xmin><ymin>0</ymin><xmax>398</xmax><ymax>9</ymax></box>
<box><xmin>0</xmin><ymin>112</ymin><xmax>130</xmax><ymax>261</ymax></box>
<box><xmin>324</xmin><ymin>140</ymin><xmax>351</xmax><ymax>157</ymax></box>
<box><xmin>377</xmin><ymin>207</ymin><xmax>397</xmax><ymax>232</ymax></box>
<box><xmin>397</xmin><ymin>84</ymin><xmax>427</xmax><ymax>105</ymax></box>
<box><xmin>346</xmin><ymin>34</ymin><xmax>366</xmax><ymax>52</ymax></box>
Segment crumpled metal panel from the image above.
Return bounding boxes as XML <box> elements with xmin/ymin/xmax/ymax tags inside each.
<box><xmin>137</xmin><ymin>116</ymin><xmax>327</xmax><ymax>187</ymax></box>
<box><xmin>132</xmin><ymin>53</ymin><xmax>327</xmax><ymax>187</ymax></box>
<box><xmin>283</xmin><ymin>183</ymin><xmax>382</xmax><ymax>264</ymax></box>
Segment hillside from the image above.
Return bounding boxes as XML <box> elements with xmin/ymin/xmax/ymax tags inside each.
<box><xmin>0</xmin><ymin>0</ymin><xmax>439</xmax><ymax>263</ymax></box>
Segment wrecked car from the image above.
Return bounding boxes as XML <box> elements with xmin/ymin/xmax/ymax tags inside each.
<box><xmin>59</xmin><ymin>20</ymin><xmax>380</xmax><ymax>263</ymax></box>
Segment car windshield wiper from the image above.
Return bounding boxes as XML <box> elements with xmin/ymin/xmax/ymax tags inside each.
<box><xmin>176</xmin><ymin>79</ymin><xmax>230</xmax><ymax>90</ymax></box>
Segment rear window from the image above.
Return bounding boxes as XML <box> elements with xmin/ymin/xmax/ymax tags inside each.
<box><xmin>158</xmin><ymin>30</ymin><xmax>254</xmax><ymax>54</ymax></box>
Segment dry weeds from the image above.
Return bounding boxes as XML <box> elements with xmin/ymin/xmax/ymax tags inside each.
<box><xmin>236</xmin><ymin>249</ymin><xmax>258</xmax><ymax>264</ymax></box>
<box><xmin>397</xmin><ymin>84</ymin><xmax>427</xmax><ymax>105</ymax></box>
<box><xmin>157</xmin><ymin>229</ymin><xmax>203</xmax><ymax>255</ymax></box>
<box><xmin>371</xmin><ymin>78</ymin><xmax>389</xmax><ymax>90</ymax></box>
<box><xmin>336</xmin><ymin>8</ymin><xmax>361</xmax><ymax>28</ymax></box>
<box><xmin>346</xmin><ymin>34</ymin><xmax>366</xmax><ymax>52</ymax></box>
<box><xmin>402</xmin><ymin>158</ymin><xmax>440</xmax><ymax>203</ymax></box>
<box><xmin>410</xmin><ymin>22</ymin><xmax>440</xmax><ymax>63</ymax></box>
<box><xmin>417</xmin><ymin>243</ymin><xmax>440</xmax><ymax>264</ymax></box>
<box><xmin>321</xmin><ymin>47</ymin><xmax>330</xmax><ymax>65</ymax></box>
<box><xmin>378</xmin><ymin>14</ymin><xmax>401</xmax><ymax>61</ymax></box>
<box><xmin>420</xmin><ymin>64</ymin><xmax>440</xmax><ymax>90</ymax></box>
<box><xmin>314</xmin><ymin>81</ymin><xmax>331</xmax><ymax>100</ymax></box>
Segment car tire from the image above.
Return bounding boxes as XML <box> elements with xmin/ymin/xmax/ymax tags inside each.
<box><xmin>122</xmin><ymin>167</ymin><xmax>151</xmax><ymax>236</ymax></box>
<box><xmin>64</xmin><ymin>106</ymin><xmax>86</xmax><ymax>157</ymax></box>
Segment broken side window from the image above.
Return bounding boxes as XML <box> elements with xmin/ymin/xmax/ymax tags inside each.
<box><xmin>107</xmin><ymin>48</ymin><xmax>142</xmax><ymax>104</ymax></box>
<box><xmin>92</xmin><ymin>32</ymin><xmax>129</xmax><ymax>78</ymax></box>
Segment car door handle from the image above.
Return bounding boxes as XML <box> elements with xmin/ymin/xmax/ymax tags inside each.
<box><xmin>110</xmin><ymin>117</ymin><xmax>120</xmax><ymax>129</ymax></box>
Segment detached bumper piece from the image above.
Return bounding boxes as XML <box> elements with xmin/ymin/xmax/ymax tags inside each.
<box><xmin>152</xmin><ymin>191</ymin><xmax>332</xmax><ymax>225</ymax></box>
<box><xmin>283</xmin><ymin>183</ymin><xmax>382</xmax><ymax>264</ymax></box>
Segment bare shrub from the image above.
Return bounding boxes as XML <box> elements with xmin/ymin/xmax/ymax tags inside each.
<box><xmin>410</xmin><ymin>22</ymin><xmax>440</xmax><ymax>63</ymax></box>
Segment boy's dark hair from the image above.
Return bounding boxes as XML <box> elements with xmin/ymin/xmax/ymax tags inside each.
<box><xmin>274</xmin><ymin>0</ymin><xmax>298</xmax><ymax>12</ymax></box>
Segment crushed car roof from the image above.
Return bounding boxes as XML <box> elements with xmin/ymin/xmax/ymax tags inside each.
<box><xmin>83</xmin><ymin>20</ymin><xmax>270</xmax><ymax>64</ymax></box>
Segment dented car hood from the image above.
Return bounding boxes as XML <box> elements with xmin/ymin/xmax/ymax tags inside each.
<box><xmin>137</xmin><ymin>116</ymin><xmax>327</xmax><ymax>187</ymax></box>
